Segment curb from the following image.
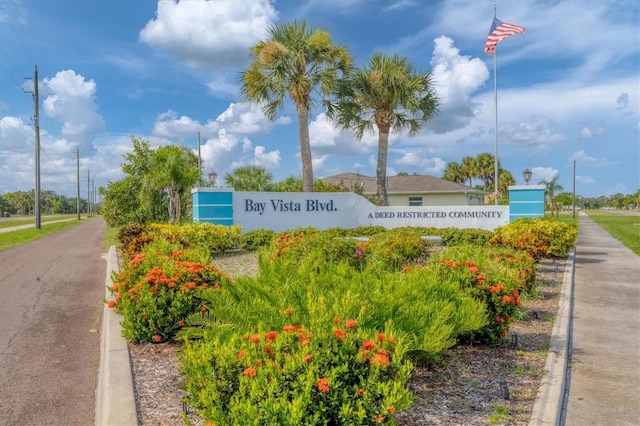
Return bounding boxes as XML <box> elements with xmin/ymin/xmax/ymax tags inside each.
<box><xmin>528</xmin><ymin>250</ymin><xmax>575</xmax><ymax>426</ymax></box>
<box><xmin>95</xmin><ymin>246</ymin><xmax>139</xmax><ymax>426</ymax></box>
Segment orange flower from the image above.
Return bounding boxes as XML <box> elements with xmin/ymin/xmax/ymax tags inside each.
<box><xmin>265</xmin><ymin>331</ymin><xmax>278</xmax><ymax>340</ymax></box>
<box><xmin>333</xmin><ymin>328</ymin><xmax>346</xmax><ymax>340</ymax></box>
<box><xmin>283</xmin><ymin>325</ymin><xmax>297</xmax><ymax>333</ymax></box>
<box><xmin>282</xmin><ymin>308</ymin><xmax>293</xmax><ymax>316</ymax></box>
<box><xmin>362</xmin><ymin>340</ymin><xmax>375</xmax><ymax>350</ymax></box>
<box><xmin>107</xmin><ymin>300</ymin><xmax>116</xmax><ymax>309</ymax></box>
<box><xmin>200</xmin><ymin>305</ymin><xmax>208</xmax><ymax>312</ymax></box>
<box><xmin>249</xmin><ymin>334</ymin><xmax>261</xmax><ymax>343</ymax></box>
<box><xmin>345</xmin><ymin>319</ymin><xmax>358</xmax><ymax>329</ymax></box>
<box><xmin>502</xmin><ymin>295</ymin><xmax>513</xmax><ymax>304</ymax></box>
<box><xmin>304</xmin><ymin>354</ymin><xmax>312</xmax><ymax>363</ymax></box>
<box><xmin>387</xmin><ymin>406</ymin><xmax>396</xmax><ymax>414</ymax></box>
<box><xmin>370</xmin><ymin>353</ymin><xmax>390</xmax><ymax>366</ymax></box>
<box><xmin>317</xmin><ymin>377</ymin><xmax>330</xmax><ymax>393</ymax></box>
<box><xmin>236</xmin><ymin>350</ymin><xmax>247</xmax><ymax>360</ymax></box>
<box><xmin>243</xmin><ymin>367</ymin><xmax>256</xmax><ymax>377</ymax></box>
<box><xmin>374</xmin><ymin>414</ymin><xmax>385</xmax><ymax>423</ymax></box>
<box><xmin>177</xmin><ymin>319</ymin><xmax>186</xmax><ymax>327</ymax></box>
<box><xmin>377</xmin><ymin>332</ymin><xmax>385</xmax><ymax>343</ymax></box>
<box><xmin>334</xmin><ymin>317</ymin><xmax>342</xmax><ymax>324</ymax></box>
<box><xmin>468</xmin><ymin>266</ymin><xmax>480</xmax><ymax>274</ymax></box>
<box><xmin>264</xmin><ymin>345</ymin><xmax>274</xmax><ymax>356</ymax></box>
<box><xmin>153</xmin><ymin>335</ymin><xmax>162</xmax><ymax>343</ymax></box>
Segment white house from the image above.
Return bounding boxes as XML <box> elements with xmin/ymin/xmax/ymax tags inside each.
<box><xmin>320</xmin><ymin>173</ymin><xmax>487</xmax><ymax>206</ymax></box>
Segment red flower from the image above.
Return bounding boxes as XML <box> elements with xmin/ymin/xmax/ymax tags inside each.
<box><xmin>333</xmin><ymin>328</ymin><xmax>346</xmax><ymax>340</ymax></box>
<box><xmin>502</xmin><ymin>295</ymin><xmax>513</xmax><ymax>304</ymax></box>
<box><xmin>283</xmin><ymin>325</ymin><xmax>297</xmax><ymax>333</ymax></box>
<box><xmin>377</xmin><ymin>332</ymin><xmax>385</xmax><ymax>343</ymax></box>
<box><xmin>304</xmin><ymin>354</ymin><xmax>312</xmax><ymax>363</ymax></box>
<box><xmin>249</xmin><ymin>334</ymin><xmax>261</xmax><ymax>343</ymax></box>
<box><xmin>153</xmin><ymin>335</ymin><xmax>162</xmax><ymax>343</ymax></box>
<box><xmin>107</xmin><ymin>300</ymin><xmax>116</xmax><ymax>309</ymax></box>
<box><xmin>177</xmin><ymin>319</ymin><xmax>185</xmax><ymax>327</ymax></box>
<box><xmin>264</xmin><ymin>345</ymin><xmax>274</xmax><ymax>356</ymax></box>
<box><xmin>265</xmin><ymin>331</ymin><xmax>278</xmax><ymax>340</ymax></box>
<box><xmin>243</xmin><ymin>367</ymin><xmax>256</xmax><ymax>377</ymax></box>
<box><xmin>236</xmin><ymin>350</ymin><xmax>247</xmax><ymax>360</ymax></box>
<box><xmin>345</xmin><ymin>319</ymin><xmax>358</xmax><ymax>329</ymax></box>
<box><xmin>362</xmin><ymin>340</ymin><xmax>375</xmax><ymax>350</ymax></box>
<box><xmin>334</xmin><ymin>317</ymin><xmax>342</xmax><ymax>324</ymax></box>
<box><xmin>317</xmin><ymin>377</ymin><xmax>330</xmax><ymax>393</ymax></box>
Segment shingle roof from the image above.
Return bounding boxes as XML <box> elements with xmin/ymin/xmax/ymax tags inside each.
<box><xmin>320</xmin><ymin>173</ymin><xmax>487</xmax><ymax>195</ymax></box>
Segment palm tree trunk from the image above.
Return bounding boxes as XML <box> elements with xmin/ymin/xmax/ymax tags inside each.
<box><xmin>376</xmin><ymin>125</ymin><xmax>390</xmax><ymax>206</ymax></box>
<box><xmin>296</xmin><ymin>103</ymin><xmax>314</xmax><ymax>192</ymax></box>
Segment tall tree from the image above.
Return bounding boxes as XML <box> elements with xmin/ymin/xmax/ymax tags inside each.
<box><xmin>328</xmin><ymin>53</ymin><xmax>438</xmax><ymax>205</ymax></box>
<box><xmin>240</xmin><ymin>20</ymin><xmax>352</xmax><ymax>192</ymax></box>
<box><xmin>460</xmin><ymin>156</ymin><xmax>476</xmax><ymax>187</ymax></box>
<box><xmin>442</xmin><ymin>162</ymin><xmax>466</xmax><ymax>184</ymax></box>
<box><xmin>539</xmin><ymin>175</ymin><xmax>563</xmax><ymax>218</ymax></box>
<box><xmin>143</xmin><ymin>144</ymin><xmax>199</xmax><ymax>223</ymax></box>
<box><xmin>224</xmin><ymin>165</ymin><xmax>273</xmax><ymax>191</ymax></box>
<box><xmin>475</xmin><ymin>152</ymin><xmax>499</xmax><ymax>192</ymax></box>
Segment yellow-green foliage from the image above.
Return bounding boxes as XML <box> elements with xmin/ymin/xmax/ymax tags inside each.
<box><xmin>152</xmin><ymin>222</ymin><xmax>242</xmax><ymax>254</ymax></box>
<box><xmin>180</xmin><ymin>321</ymin><xmax>414</xmax><ymax>425</ymax></box>
<box><xmin>367</xmin><ymin>230</ymin><xmax>429</xmax><ymax>270</ymax></box>
<box><xmin>490</xmin><ymin>218</ymin><xmax>578</xmax><ymax>259</ymax></box>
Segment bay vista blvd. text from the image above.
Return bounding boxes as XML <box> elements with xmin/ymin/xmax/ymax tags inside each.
<box><xmin>231</xmin><ymin>192</ymin><xmax>509</xmax><ymax>232</ymax></box>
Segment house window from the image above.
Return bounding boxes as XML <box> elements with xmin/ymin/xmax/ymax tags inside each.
<box><xmin>408</xmin><ymin>196</ymin><xmax>423</xmax><ymax>206</ymax></box>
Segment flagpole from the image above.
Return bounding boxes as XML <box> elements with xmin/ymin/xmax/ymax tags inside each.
<box><xmin>492</xmin><ymin>3</ymin><xmax>499</xmax><ymax>206</ymax></box>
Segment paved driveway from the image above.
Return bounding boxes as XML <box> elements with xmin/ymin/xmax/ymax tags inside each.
<box><xmin>0</xmin><ymin>218</ymin><xmax>106</xmax><ymax>425</ymax></box>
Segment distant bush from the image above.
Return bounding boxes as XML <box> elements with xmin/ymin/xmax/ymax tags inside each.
<box><xmin>490</xmin><ymin>218</ymin><xmax>577</xmax><ymax>259</ymax></box>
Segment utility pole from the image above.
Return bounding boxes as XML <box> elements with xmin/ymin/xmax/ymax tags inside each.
<box><xmin>33</xmin><ymin>66</ymin><xmax>42</xmax><ymax>229</ymax></box>
<box><xmin>87</xmin><ymin>170</ymin><xmax>91</xmax><ymax>216</ymax></box>
<box><xmin>572</xmin><ymin>160</ymin><xmax>576</xmax><ymax>219</ymax></box>
<box><xmin>76</xmin><ymin>147</ymin><xmax>80</xmax><ymax>220</ymax></box>
<box><xmin>92</xmin><ymin>178</ymin><xmax>95</xmax><ymax>216</ymax></box>
<box><xmin>197</xmin><ymin>132</ymin><xmax>202</xmax><ymax>186</ymax></box>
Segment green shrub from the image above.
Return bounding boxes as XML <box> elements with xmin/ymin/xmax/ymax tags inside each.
<box><xmin>153</xmin><ymin>223</ymin><xmax>242</xmax><ymax>255</ymax></box>
<box><xmin>424</xmin><ymin>245</ymin><xmax>536</xmax><ymax>344</ymax></box>
<box><xmin>240</xmin><ymin>229</ymin><xmax>276</xmax><ymax>250</ymax></box>
<box><xmin>117</xmin><ymin>223</ymin><xmax>149</xmax><ymax>252</ymax></box>
<box><xmin>180</xmin><ymin>321</ymin><xmax>414</xmax><ymax>425</ymax></box>
<box><xmin>106</xmin><ymin>238</ymin><xmax>230</xmax><ymax>342</ymax></box>
<box><xmin>367</xmin><ymin>231</ymin><xmax>429</xmax><ymax>270</ymax></box>
<box><xmin>490</xmin><ymin>218</ymin><xmax>577</xmax><ymax>259</ymax></box>
<box><xmin>181</xmin><ymin>257</ymin><xmax>486</xmax><ymax>361</ymax></box>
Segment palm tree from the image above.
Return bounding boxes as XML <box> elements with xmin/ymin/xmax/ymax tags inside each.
<box><xmin>240</xmin><ymin>20</ymin><xmax>352</xmax><ymax>192</ymax></box>
<box><xmin>497</xmin><ymin>169</ymin><xmax>515</xmax><ymax>204</ymax></box>
<box><xmin>442</xmin><ymin>162</ymin><xmax>466</xmax><ymax>184</ymax></box>
<box><xmin>224</xmin><ymin>165</ymin><xmax>273</xmax><ymax>191</ymax></box>
<box><xmin>475</xmin><ymin>152</ymin><xmax>499</xmax><ymax>192</ymax></box>
<box><xmin>539</xmin><ymin>175</ymin><xmax>563</xmax><ymax>218</ymax></box>
<box><xmin>327</xmin><ymin>53</ymin><xmax>438</xmax><ymax>205</ymax></box>
<box><xmin>461</xmin><ymin>156</ymin><xmax>476</xmax><ymax>187</ymax></box>
<box><xmin>143</xmin><ymin>144</ymin><xmax>200</xmax><ymax>223</ymax></box>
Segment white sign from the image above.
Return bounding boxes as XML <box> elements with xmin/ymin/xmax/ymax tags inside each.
<box><xmin>233</xmin><ymin>192</ymin><xmax>508</xmax><ymax>232</ymax></box>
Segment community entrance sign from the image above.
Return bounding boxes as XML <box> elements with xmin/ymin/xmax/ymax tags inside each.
<box><xmin>192</xmin><ymin>189</ymin><xmax>516</xmax><ymax>232</ymax></box>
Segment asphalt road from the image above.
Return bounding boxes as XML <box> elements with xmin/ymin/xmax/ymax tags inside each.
<box><xmin>0</xmin><ymin>218</ymin><xmax>106</xmax><ymax>425</ymax></box>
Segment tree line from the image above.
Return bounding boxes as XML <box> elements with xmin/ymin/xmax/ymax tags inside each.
<box><xmin>0</xmin><ymin>190</ymin><xmax>87</xmax><ymax>216</ymax></box>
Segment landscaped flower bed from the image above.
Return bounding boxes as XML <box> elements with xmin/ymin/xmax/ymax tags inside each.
<box><xmin>107</xmin><ymin>218</ymin><xmax>577</xmax><ymax>424</ymax></box>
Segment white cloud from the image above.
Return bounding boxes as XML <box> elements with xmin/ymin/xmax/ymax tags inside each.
<box><xmin>569</xmin><ymin>150</ymin><xmax>597</xmax><ymax>165</ymax></box>
<box><xmin>215</xmin><ymin>103</ymin><xmax>275</xmax><ymax>135</ymax></box>
<box><xmin>139</xmin><ymin>0</ymin><xmax>277</xmax><ymax>69</ymax></box>
<box><xmin>429</xmin><ymin>36</ymin><xmax>489</xmax><ymax>133</ymax></box>
<box><xmin>41</xmin><ymin>70</ymin><xmax>104</xmax><ymax>153</ymax></box>
<box><xmin>531</xmin><ymin>166</ymin><xmax>558</xmax><ymax>184</ymax></box>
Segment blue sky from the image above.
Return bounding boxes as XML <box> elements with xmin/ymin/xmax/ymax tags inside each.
<box><xmin>1</xmin><ymin>0</ymin><xmax>638</xmax><ymax>199</ymax></box>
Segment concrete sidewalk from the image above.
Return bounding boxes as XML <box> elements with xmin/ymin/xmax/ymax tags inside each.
<box><xmin>562</xmin><ymin>212</ymin><xmax>640</xmax><ymax>425</ymax></box>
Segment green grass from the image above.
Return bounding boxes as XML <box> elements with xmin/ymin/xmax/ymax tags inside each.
<box><xmin>585</xmin><ymin>210</ymin><xmax>640</xmax><ymax>256</ymax></box>
<box><xmin>104</xmin><ymin>226</ymin><xmax>119</xmax><ymax>250</ymax></box>
<box><xmin>0</xmin><ymin>220</ymin><xmax>88</xmax><ymax>251</ymax></box>
<box><xmin>0</xmin><ymin>214</ymin><xmax>81</xmax><ymax>229</ymax></box>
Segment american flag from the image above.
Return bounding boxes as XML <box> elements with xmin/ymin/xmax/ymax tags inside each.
<box><xmin>484</xmin><ymin>18</ymin><xmax>525</xmax><ymax>55</ymax></box>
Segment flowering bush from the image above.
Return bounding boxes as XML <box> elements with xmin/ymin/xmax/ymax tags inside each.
<box><xmin>107</xmin><ymin>238</ymin><xmax>230</xmax><ymax>342</ymax></box>
<box><xmin>180</xmin><ymin>319</ymin><xmax>414</xmax><ymax>425</ymax></box>
<box><xmin>421</xmin><ymin>245</ymin><xmax>536</xmax><ymax>344</ymax></box>
<box><xmin>490</xmin><ymin>218</ymin><xmax>577</xmax><ymax>259</ymax></box>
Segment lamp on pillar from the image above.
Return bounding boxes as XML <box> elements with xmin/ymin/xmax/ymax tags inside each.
<box><xmin>523</xmin><ymin>169</ymin><xmax>532</xmax><ymax>185</ymax></box>
<box><xmin>208</xmin><ymin>170</ymin><xmax>217</xmax><ymax>187</ymax></box>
